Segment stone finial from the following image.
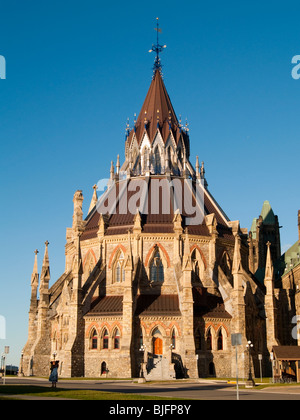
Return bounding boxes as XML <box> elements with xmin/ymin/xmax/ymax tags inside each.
<box><xmin>110</xmin><ymin>161</ymin><xmax>115</xmax><ymax>180</ymax></box>
<box><xmin>73</xmin><ymin>190</ymin><xmax>84</xmax><ymax>233</ymax></box>
<box><xmin>116</xmin><ymin>155</ymin><xmax>120</xmax><ymax>175</ymax></box>
<box><xmin>88</xmin><ymin>184</ymin><xmax>98</xmax><ymax>214</ymax></box>
<box><xmin>173</xmin><ymin>209</ymin><xmax>183</xmax><ymax>235</ymax></box>
<box><xmin>133</xmin><ymin>210</ymin><xmax>142</xmax><ymax>234</ymax></box>
<box><xmin>232</xmin><ymin>234</ymin><xmax>243</xmax><ymax>275</ymax></box>
<box><xmin>196</xmin><ymin>156</ymin><xmax>200</xmax><ymax>179</ymax></box>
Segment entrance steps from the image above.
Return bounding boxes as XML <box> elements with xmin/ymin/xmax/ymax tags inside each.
<box><xmin>145</xmin><ymin>355</ymin><xmax>175</xmax><ymax>381</ymax></box>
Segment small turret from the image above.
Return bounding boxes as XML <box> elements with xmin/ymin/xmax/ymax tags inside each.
<box><xmin>39</xmin><ymin>241</ymin><xmax>50</xmax><ymax>301</ymax></box>
<box><xmin>30</xmin><ymin>250</ymin><xmax>39</xmax><ymax>313</ymax></box>
<box><xmin>72</xmin><ymin>190</ymin><xmax>84</xmax><ymax>234</ymax></box>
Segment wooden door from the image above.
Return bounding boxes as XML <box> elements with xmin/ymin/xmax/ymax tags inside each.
<box><xmin>153</xmin><ymin>337</ymin><xmax>163</xmax><ymax>355</ymax></box>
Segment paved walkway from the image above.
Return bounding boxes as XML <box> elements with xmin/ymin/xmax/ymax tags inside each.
<box><xmin>2</xmin><ymin>377</ymin><xmax>300</xmax><ymax>400</ymax></box>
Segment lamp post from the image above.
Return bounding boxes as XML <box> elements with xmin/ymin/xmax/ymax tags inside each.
<box><xmin>138</xmin><ymin>344</ymin><xmax>147</xmax><ymax>383</ymax></box>
<box><xmin>245</xmin><ymin>341</ymin><xmax>255</xmax><ymax>388</ymax></box>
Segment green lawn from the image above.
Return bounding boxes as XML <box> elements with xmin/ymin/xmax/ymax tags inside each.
<box><xmin>0</xmin><ymin>385</ymin><xmax>173</xmax><ymax>400</ymax></box>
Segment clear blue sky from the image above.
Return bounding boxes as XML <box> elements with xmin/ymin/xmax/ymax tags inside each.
<box><xmin>0</xmin><ymin>0</ymin><xmax>299</xmax><ymax>365</ymax></box>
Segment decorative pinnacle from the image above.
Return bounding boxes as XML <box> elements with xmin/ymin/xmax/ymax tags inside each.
<box><xmin>149</xmin><ymin>17</ymin><xmax>167</xmax><ymax>75</ymax></box>
<box><xmin>34</xmin><ymin>249</ymin><xmax>39</xmax><ymax>256</ymax></box>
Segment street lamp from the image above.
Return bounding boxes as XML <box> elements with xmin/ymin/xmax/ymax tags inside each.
<box><xmin>139</xmin><ymin>345</ymin><xmax>147</xmax><ymax>382</ymax></box>
<box><xmin>246</xmin><ymin>341</ymin><xmax>255</xmax><ymax>388</ymax></box>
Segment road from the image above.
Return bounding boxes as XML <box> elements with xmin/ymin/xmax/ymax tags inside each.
<box><xmin>3</xmin><ymin>377</ymin><xmax>300</xmax><ymax>400</ymax></box>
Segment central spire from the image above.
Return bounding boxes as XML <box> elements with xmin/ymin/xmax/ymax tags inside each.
<box><xmin>123</xmin><ymin>21</ymin><xmax>192</xmax><ymax>177</ymax></box>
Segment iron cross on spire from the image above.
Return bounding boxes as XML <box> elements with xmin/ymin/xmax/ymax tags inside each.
<box><xmin>149</xmin><ymin>17</ymin><xmax>167</xmax><ymax>75</ymax></box>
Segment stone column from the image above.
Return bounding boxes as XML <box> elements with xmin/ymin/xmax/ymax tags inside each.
<box><xmin>181</xmin><ymin>231</ymin><xmax>197</xmax><ymax>378</ymax></box>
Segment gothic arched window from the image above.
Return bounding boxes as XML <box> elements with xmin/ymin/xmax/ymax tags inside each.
<box><xmin>102</xmin><ymin>329</ymin><xmax>109</xmax><ymax>350</ymax></box>
<box><xmin>191</xmin><ymin>248</ymin><xmax>204</xmax><ymax>284</ymax></box>
<box><xmin>217</xmin><ymin>329</ymin><xmax>223</xmax><ymax>351</ymax></box>
<box><xmin>150</xmin><ymin>249</ymin><xmax>164</xmax><ymax>283</ymax></box>
<box><xmin>206</xmin><ymin>328</ymin><xmax>212</xmax><ymax>351</ymax></box>
<box><xmin>154</xmin><ymin>146</ymin><xmax>161</xmax><ymax>174</ymax></box>
<box><xmin>113</xmin><ymin>328</ymin><xmax>121</xmax><ymax>349</ymax></box>
<box><xmin>171</xmin><ymin>329</ymin><xmax>176</xmax><ymax>350</ymax></box>
<box><xmin>90</xmin><ymin>329</ymin><xmax>98</xmax><ymax>350</ymax></box>
<box><xmin>113</xmin><ymin>251</ymin><xmax>125</xmax><ymax>283</ymax></box>
<box><xmin>167</xmin><ymin>146</ymin><xmax>172</xmax><ymax>171</ymax></box>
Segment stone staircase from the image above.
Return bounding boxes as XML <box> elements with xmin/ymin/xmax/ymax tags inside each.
<box><xmin>145</xmin><ymin>355</ymin><xmax>175</xmax><ymax>381</ymax></box>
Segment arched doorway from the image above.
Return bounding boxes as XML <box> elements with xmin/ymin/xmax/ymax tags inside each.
<box><xmin>152</xmin><ymin>328</ymin><xmax>163</xmax><ymax>355</ymax></box>
<box><xmin>101</xmin><ymin>361</ymin><xmax>107</xmax><ymax>376</ymax></box>
<box><xmin>153</xmin><ymin>337</ymin><xmax>163</xmax><ymax>355</ymax></box>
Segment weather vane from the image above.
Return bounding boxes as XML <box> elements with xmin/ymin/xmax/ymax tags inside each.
<box><xmin>149</xmin><ymin>17</ymin><xmax>167</xmax><ymax>75</ymax></box>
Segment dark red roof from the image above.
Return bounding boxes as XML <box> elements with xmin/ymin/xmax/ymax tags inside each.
<box><xmin>273</xmin><ymin>346</ymin><xmax>300</xmax><ymax>361</ymax></box>
<box><xmin>81</xmin><ymin>176</ymin><xmax>231</xmax><ymax>240</ymax></box>
<box><xmin>127</xmin><ymin>70</ymin><xmax>189</xmax><ymax>151</ymax></box>
<box><xmin>193</xmin><ymin>287</ymin><xmax>231</xmax><ymax>319</ymax></box>
<box><xmin>86</xmin><ymin>296</ymin><xmax>123</xmax><ymax>316</ymax></box>
<box><xmin>135</xmin><ymin>294</ymin><xmax>181</xmax><ymax>316</ymax></box>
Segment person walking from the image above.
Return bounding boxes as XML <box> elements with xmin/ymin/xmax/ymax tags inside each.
<box><xmin>49</xmin><ymin>361</ymin><xmax>59</xmax><ymax>388</ymax></box>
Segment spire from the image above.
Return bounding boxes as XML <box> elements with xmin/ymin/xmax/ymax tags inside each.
<box><xmin>265</xmin><ymin>241</ymin><xmax>274</xmax><ymax>283</ymax></box>
<box><xmin>73</xmin><ymin>232</ymin><xmax>83</xmax><ymax>277</ymax></box>
<box><xmin>88</xmin><ymin>184</ymin><xmax>98</xmax><ymax>214</ymax></box>
<box><xmin>39</xmin><ymin>241</ymin><xmax>50</xmax><ymax>296</ymax></box>
<box><xmin>260</xmin><ymin>201</ymin><xmax>276</xmax><ymax>225</ymax></box>
<box><xmin>110</xmin><ymin>161</ymin><xmax>114</xmax><ymax>180</ymax></box>
<box><xmin>31</xmin><ymin>249</ymin><xmax>39</xmax><ymax>286</ymax></box>
<box><xmin>195</xmin><ymin>156</ymin><xmax>200</xmax><ymax>179</ymax></box>
<box><xmin>232</xmin><ymin>234</ymin><xmax>243</xmax><ymax>275</ymax></box>
<box><xmin>127</xmin><ymin>56</ymin><xmax>189</xmax><ymax>152</ymax></box>
<box><xmin>30</xmin><ymin>249</ymin><xmax>39</xmax><ymax>312</ymax></box>
<box><xmin>124</xmin><ymin>230</ymin><xmax>133</xmax><ymax>271</ymax></box>
<box><xmin>116</xmin><ymin>154</ymin><xmax>120</xmax><ymax>175</ymax></box>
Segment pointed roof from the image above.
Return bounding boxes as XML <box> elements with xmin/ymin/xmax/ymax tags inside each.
<box><xmin>88</xmin><ymin>185</ymin><xmax>98</xmax><ymax>215</ymax></box>
<box><xmin>261</xmin><ymin>201</ymin><xmax>276</xmax><ymax>225</ymax></box>
<box><xmin>232</xmin><ymin>234</ymin><xmax>243</xmax><ymax>275</ymax></box>
<box><xmin>39</xmin><ymin>241</ymin><xmax>50</xmax><ymax>293</ymax></box>
<box><xmin>265</xmin><ymin>241</ymin><xmax>274</xmax><ymax>281</ymax></box>
<box><xmin>127</xmin><ymin>69</ymin><xmax>189</xmax><ymax>148</ymax></box>
<box><xmin>31</xmin><ymin>249</ymin><xmax>39</xmax><ymax>286</ymax></box>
